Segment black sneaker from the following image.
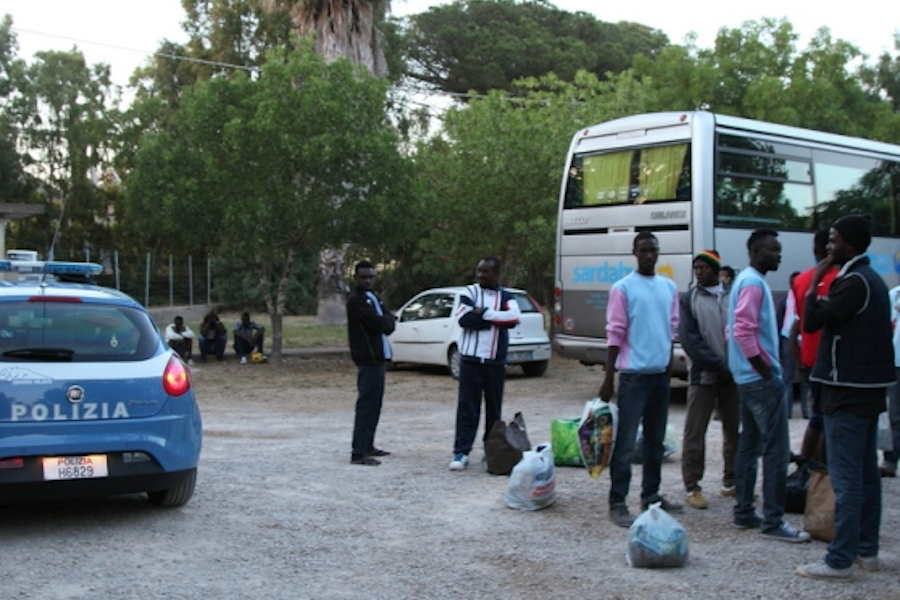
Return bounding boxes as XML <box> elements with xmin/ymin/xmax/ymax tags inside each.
<box><xmin>761</xmin><ymin>521</ymin><xmax>811</xmax><ymax>543</ymax></box>
<box><xmin>609</xmin><ymin>505</ymin><xmax>634</xmax><ymax>528</ymax></box>
<box><xmin>641</xmin><ymin>495</ymin><xmax>684</xmax><ymax>513</ymax></box>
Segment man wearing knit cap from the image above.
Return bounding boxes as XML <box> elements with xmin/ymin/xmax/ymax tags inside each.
<box><xmin>679</xmin><ymin>249</ymin><xmax>739</xmax><ymax>509</ymax></box>
<box><xmin>797</xmin><ymin>214</ymin><xmax>895</xmax><ymax>581</ymax></box>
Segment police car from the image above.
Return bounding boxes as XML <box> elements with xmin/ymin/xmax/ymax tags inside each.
<box><xmin>0</xmin><ymin>258</ymin><xmax>202</xmax><ymax>506</ymax></box>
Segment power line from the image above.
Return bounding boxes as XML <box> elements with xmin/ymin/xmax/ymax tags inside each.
<box><xmin>10</xmin><ymin>26</ymin><xmax>258</xmax><ymax>76</ymax></box>
<box><xmin>10</xmin><ymin>26</ymin><xmax>524</xmax><ymax>116</ymax></box>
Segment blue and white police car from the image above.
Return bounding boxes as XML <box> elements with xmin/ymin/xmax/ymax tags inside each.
<box><xmin>0</xmin><ymin>259</ymin><xmax>202</xmax><ymax>506</ymax></box>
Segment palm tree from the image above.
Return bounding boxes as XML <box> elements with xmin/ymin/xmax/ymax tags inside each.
<box><xmin>263</xmin><ymin>0</ymin><xmax>391</xmax><ymax>323</ymax></box>
<box><xmin>280</xmin><ymin>0</ymin><xmax>389</xmax><ymax>76</ymax></box>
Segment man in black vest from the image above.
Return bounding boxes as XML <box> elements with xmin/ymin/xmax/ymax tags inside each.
<box><xmin>796</xmin><ymin>215</ymin><xmax>896</xmax><ymax>581</ymax></box>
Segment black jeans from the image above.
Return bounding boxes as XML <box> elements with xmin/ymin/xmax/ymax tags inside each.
<box><xmin>453</xmin><ymin>359</ymin><xmax>505</xmax><ymax>456</ymax></box>
<box><xmin>233</xmin><ymin>334</ymin><xmax>264</xmax><ymax>358</ymax></box>
<box><xmin>351</xmin><ymin>363</ymin><xmax>386</xmax><ymax>459</ymax></box>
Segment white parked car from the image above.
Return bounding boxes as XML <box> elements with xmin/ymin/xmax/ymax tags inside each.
<box><xmin>388</xmin><ymin>286</ymin><xmax>552</xmax><ymax>378</ymax></box>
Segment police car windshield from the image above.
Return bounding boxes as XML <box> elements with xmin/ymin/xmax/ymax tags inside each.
<box><xmin>0</xmin><ymin>302</ymin><xmax>160</xmax><ymax>362</ymax></box>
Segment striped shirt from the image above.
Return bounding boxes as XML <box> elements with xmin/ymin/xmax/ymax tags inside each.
<box><xmin>456</xmin><ymin>284</ymin><xmax>521</xmax><ymax>363</ymax></box>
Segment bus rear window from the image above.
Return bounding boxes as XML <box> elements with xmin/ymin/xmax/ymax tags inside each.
<box><xmin>565</xmin><ymin>143</ymin><xmax>691</xmax><ymax>208</ymax></box>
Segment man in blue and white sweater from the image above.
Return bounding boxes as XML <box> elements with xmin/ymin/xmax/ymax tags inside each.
<box><xmin>600</xmin><ymin>231</ymin><xmax>681</xmax><ymax>527</ymax></box>
<box><xmin>449</xmin><ymin>257</ymin><xmax>520</xmax><ymax>471</ymax></box>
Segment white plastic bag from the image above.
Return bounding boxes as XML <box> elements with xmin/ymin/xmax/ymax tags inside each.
<box><xmin>626</xmin><ymin>503</ymin><xmax>689</xmax><ymax>568</ymax></box>
<box><xmin>504</xmin><ymin>444</ymin><xmax>557</xmax><ymax>511</ymax></box>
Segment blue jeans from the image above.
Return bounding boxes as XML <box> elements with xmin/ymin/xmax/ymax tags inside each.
<box><xmin>608</xmin><ymin>372</ymin><xmax>670</xmax><ymax>507</ymax></box>
<box><xmin>884</xmin><ymin>368</ymin><xmax>900</xmax><ymax>468</ymax></box>
<box><xmin>734</xmin><ymin>377</ymin><xmax>790</xmax><ymax>531</ymax></box>
<box><xmin>351</xmin><ymin>364</ymin><xmax>385</xmax><ymax>458</ymax></box>
<box><xmin>824</xmin><ymin>409</ymin><xmax>881</xmax><ymax>569</ymax></box>
<box><xmin>802</xmin><ymin>366</ymin><xmax>824</xmax><ymax>433</ymax></box>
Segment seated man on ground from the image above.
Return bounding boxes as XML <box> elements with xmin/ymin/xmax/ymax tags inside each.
<box><xmin>233</xmin><ymin>312</ymin><xmax>265</xmax><ymax>364</ymax></box>
<box><xmin>199</xmin><ymin>310</ymin><xmax>228</xmax><ymax>362</ymax></box>
<box><xmin>165</xmin><ymin>315</ymin><xmax>196</xmax><ymax>365</ymax></box>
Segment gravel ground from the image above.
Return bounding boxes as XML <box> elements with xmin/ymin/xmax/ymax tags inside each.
<box><xmin>2</xmin><ymin>354</ymin><xmax>898</xmax><ymax>600</ymax></box>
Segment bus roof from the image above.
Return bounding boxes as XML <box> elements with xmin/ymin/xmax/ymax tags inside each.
<box><xmin>574</xmin><ymin>111</ymin><xmax>900</xmax><ymax>159</ymax></box>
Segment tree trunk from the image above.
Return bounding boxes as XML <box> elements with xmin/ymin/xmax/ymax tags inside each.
<box><xmin>261</xmin><ymin>247</ymin><xmax>297</xmax><ymax>361</ymax></box>
<box><xmin>317</xmin><ymin>246</ymin><xmax>349</xmax><ymax>325</ymax></box>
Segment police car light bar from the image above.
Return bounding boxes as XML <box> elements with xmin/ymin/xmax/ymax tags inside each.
<box><xmin>0</xmin><ymin>260</ymin><xmax>103</xmax><ymax>276</ymax></box>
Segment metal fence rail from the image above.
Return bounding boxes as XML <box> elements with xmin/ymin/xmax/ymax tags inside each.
<box><xmin>93</xmin><ymin>252</ymin><xmax>214</xmax><ymax>308</ymax></box>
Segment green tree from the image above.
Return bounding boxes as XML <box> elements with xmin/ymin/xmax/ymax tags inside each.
<box><xmin>266</xmin><ymin>0</ymin><xmax>396</xmax><ymax>324</ymax></box>
<box><xmin>398</xmin><ymin>0</ymin><xmax>668</xmax><ymax>97</ymax></box>
<box><xmin>411</xmin><ymin>70</ymin><xmax>657</xmax><ymax>301</ymax></box>
<box><xmin>631</xmin><ymin>18</ymin><xmax>900</xmax><ymax>141</ymax></box>
<box><xmin>0</xmin><ymin>17</ymin><xmax>36</xmax><ymax>208</ymax></box>
<box><xmin>0</xmin><ymin>17</ymin><xmax>120</xmax><ymax>257</ymax></box>
<box><xmin>126</xmin><ymin>43</ymin><xmax>409</xmax><ymax>357</ymax></box>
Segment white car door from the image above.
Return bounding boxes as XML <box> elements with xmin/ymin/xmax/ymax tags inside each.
<box><xmin>413</xmin><ymin>292</ymin><xmax>459</xmax><ymax>365</ymax></box>
<box><xmin>389</xmin><ymin>294</ymin><xmax>430</xmax><ymax>362</ymax></box>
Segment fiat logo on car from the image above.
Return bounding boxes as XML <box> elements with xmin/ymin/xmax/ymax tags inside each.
<box><xmin>66</xmin><ymin>386</ymin><xmax>85</xmax><ymax>403</ymax></box>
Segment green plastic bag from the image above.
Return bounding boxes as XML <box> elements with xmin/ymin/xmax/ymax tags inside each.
<box><xmin>550</xmin><ymin>418</ymin><xmax>582</xmax><ymax>466</ymax></box>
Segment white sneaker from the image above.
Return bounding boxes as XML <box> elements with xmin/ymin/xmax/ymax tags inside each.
<box><xmin>796</xmin><ymin>561</ymin><xmax>853</xmax><ymax>581</ymax></box>
<box><xmin>449</xmin><ymin>454</ymin><xmax>469</xmax><ymax>471</ymax></box>
<box><xmin>187</xmin><ymin>359</ymin><xmax>195</xmax><ymax>366</ymax></box>
<box><xmin>854</xmin><ymin>556</ymin><xmax>880</xmax><ymax>572</ymax></box>
<box><xmin>240</xmin><ymin>356</ymin><xmax>248</xmax><ymax>365</ymax></box>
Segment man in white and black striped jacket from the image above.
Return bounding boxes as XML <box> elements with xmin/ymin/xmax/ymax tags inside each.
<box><xmin>449</xmin><ymin>257</ymin><xmax>521</xmax><ymax>471</ymax></box>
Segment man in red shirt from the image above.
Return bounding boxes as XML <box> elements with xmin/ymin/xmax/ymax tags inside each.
<box><xmin>790</xmin><ymin>229</ymin><xmax>838</xmax><ymax>461</ymax></box>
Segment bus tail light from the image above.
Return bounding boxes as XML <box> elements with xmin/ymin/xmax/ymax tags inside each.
<box><xmin>553</xmin><ymin>287</ymin><xmax>562</xmax><ymax>323</ymax></box>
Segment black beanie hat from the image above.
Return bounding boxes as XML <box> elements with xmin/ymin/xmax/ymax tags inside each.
<box><xmin>832</xmin><ymin>214</ymin><xmax>872</xmax><ymax>253</ymax></box>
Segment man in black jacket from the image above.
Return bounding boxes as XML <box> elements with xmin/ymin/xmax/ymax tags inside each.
<box><xmin>796</xmin><ymin>215</ymin><xmax>895</xmax><ymax>581</ymax></box>
<box><xmin>347</xmin><ymin>261</ymin><xmax>396</xmax><ymax>466</ymax></box>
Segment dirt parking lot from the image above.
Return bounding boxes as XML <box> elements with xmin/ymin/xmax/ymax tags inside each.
<box><xmin>2</xmin><ymin>354</ymin><xmax>898</xmax><ymax>600</ymax></box>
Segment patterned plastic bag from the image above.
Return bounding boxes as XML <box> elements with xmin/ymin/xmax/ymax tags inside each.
<box><xmin>577</xmin><ymin>398</ymin><xmax>618</xmax><ymax>478</ymax></box>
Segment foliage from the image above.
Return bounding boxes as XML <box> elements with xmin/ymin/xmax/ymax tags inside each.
<box><xmin>408</xmin><ymin>71</ymin><xmax>658</xmax><ymax>303</ymax></box>
<box><xmin>631</xmin><ymin>19</ymin><xmax>900</xmax><ymax>142</ymax></box>
<box><xmin>124</xmin><ymin>41</ymin><xmax>411</xmax><ymax>354</ymax></box>
<box><xmin>0</xmin><ymin>16</ymin><xmax>122</xmax><ymax>259</ymax></box>
<box><xmin>398</xmin><ymin>0</ymin><xmax>669</xmax><ymax>97</ymax></box>
<box><xmin>210</xmin><ymin>250</ymin><xmax>318</xmax><ymax>314</ymax></box>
